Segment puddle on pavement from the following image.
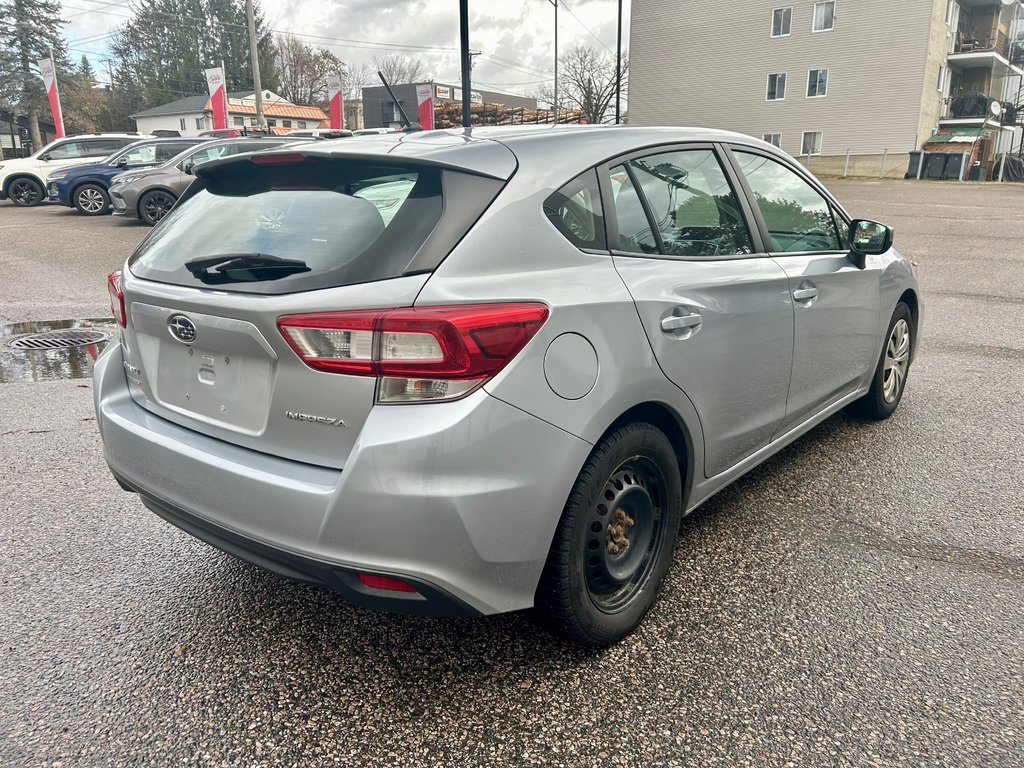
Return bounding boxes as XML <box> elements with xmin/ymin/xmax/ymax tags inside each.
<box><xmin>0</xmin><ymin>319</ymin><xmax>117</xmax><ymax>383</ymax></box>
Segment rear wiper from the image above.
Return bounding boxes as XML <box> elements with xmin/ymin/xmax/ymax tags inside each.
<box><xmin>184</xmin><ymin>253</ymin><xmax>311</xmax><ymax>284</ymax></box>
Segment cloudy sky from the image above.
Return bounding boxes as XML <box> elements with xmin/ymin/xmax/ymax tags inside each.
<box><xmin>61</xmin><ymin>0</ymin><xmax>631</xmax><ymax>96</ymax></box>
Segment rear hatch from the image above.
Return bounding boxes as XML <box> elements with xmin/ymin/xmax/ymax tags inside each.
<box><xmin>119</xmin><ymin>142</ymin><xmax>513</xmax><ymax>469</ymax></box>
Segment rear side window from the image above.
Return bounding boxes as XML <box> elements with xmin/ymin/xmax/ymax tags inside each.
<box><xmin>128</xmin><ymin>158</ymin><xmax>496</xmax><ymax>295</ymax></box>
<box><xmin>543</xmin><ymin>169</ymin><xmax>606</xmax><ymax>250</ymax></box>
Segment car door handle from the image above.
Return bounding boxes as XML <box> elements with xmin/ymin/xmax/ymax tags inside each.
<box><xmin>793</xmin><ymin>287</ymin><xmax>818</xmax><ymax>302</ymax></box>
<box><xmin>661</xmin><ymin>313</ymin><xmax>703</xmax><ymax>332</ymax></box>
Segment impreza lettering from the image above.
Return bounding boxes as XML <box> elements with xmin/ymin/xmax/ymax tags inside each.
<box><xmin>285</xmin><ymin>411</ymin><xmax>348</xmax><ymax>427</ymax></box>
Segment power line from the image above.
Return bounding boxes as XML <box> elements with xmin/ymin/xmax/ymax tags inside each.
<box><xmin>558</xmin><ymin>0</ymin><xmax>615</xmax><ymax>57</ymax></box>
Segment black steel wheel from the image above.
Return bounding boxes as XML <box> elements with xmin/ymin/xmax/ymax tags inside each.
<box><xmin>73</xmin><ymin>183</ymin><xmax>110</xmax><ymax>215</ymax></box>
<box><xmin>8</xmin><ymin>177</ymin><xmax>44</xmax><ymax>207</ymax></box>
<box><xmin>535</xmin><ymin>422</ymin><xmax>683</xmax><ymax>647</ymax></box>
<box><xmin>138</xmin><ymin>189</ymin><xmax>176</xmax><ymax>226</ymax></box>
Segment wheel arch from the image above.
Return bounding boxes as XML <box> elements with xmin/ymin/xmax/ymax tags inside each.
<box><xmin>3</xmin><ymin>173</ymin><xmax>45</xmax><ymax>196</ymax></box>
<box><xmin>136</xmin><ymin>186</ymin><xmax>178</xmax><ymax>218</ymax></box>
<box><xmin>897</xmin><ymin>288</ymin><xmax>920</xmax><ymax>362</ymax></box>
<box><xmin>597</xmin><ymin>401</ymin><xmax>698</xmax><ymax>512</ymax></box>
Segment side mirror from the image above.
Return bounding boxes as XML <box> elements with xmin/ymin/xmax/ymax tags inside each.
<box><xmin>848</xmin><ymin>219</ymin><xmax>894</xmax><ymax>268</ymax></box>
<box><xmin>183</xmin><ymin>161</ymin><xmax>195</xmax><ymax>175</ymax></box>
<box><xmin>40</xmin><ymin>153</ymin><xmax>51</xmax><ymax>161</ymax></box>
<box><xmin>116</xmin><ymin>157</ymin><xmax>129</xmax><ymax>167</ymax></box>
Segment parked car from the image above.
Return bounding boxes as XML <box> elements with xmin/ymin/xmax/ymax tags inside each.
<box><xmin>109</xmin><ymin>136</ymin><xmax>304</xmax><ymax>225</ymax></box>
<box><xmin>198</xmin><ymin>127</ymin><xmax>269</xmax><ymax>139</ymax></box>
<box><xmin>46</xmin><ymin>137</ymin><xmax>206</xmax><ymax>215</ymax></box>
<box><xmin>94</xmin><ymin>126</ymin><xmax>922</xmax><ymax>646</ymax></box>
<box><xmin>0</xmin><ymin>132</ymin><xmax>147</xmax><ymax>206</ymax></box>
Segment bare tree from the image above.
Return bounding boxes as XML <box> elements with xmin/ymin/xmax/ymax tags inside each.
<box><xmin>538</xmin><ymin>45</ymin><xmax>628</xmax><ymax>124</ymax></box>
<box><xmin>274</xmin><ymin>33</ymin><xmax>345</xmax><ymax>106</ymax></box>
<box><xmin>372</xmin><ymin>54</ymin><xmax>427</xmax><ymax>85</ymax></box>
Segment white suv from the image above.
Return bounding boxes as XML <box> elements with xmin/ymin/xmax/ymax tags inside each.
<box><xmin>0</xmin><ymin>133</ymin><xmax>148</xmax><ymax>206</ymax></box>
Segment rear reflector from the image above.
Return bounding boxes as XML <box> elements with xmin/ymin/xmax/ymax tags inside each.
<box><xmin>278</xmin><ymin>303</ymin><xmax>549</xmax><ymax>403</ymax></box>
<box><xmin>107</xmin><ymin>270</ymin><xmax>126</xmax><ymax>327</ymax></box>
<box><xmin>357</xmin><ymin>573</ymin><xmax>418</xmax><ymax>593</ymax></box>
<box><xmin>250</xmin><ymin>153</ymin><xmax>306</xmax><ymax>165</ymax></box>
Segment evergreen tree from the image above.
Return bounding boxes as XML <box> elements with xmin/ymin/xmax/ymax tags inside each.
<box><xmin>78</xmin><ymin>54</ymin><xmax>96</xmax><ymax>86</ymax></box>
<box><xmin>0</xmin><ymin>0</ymin><xmax>72</xmax><ymax>149</ymax></box>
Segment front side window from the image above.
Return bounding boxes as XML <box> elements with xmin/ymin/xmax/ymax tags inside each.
<box><xmin>185</xmin><ymin>144</ymin><xmax>231</xmax><ymax>166</ymax></box>
<box><xmin>772</xmin><ymin>7</ymin><xmax>792</xmax><ymax>37</ymax></box>
<box><xmin>732</xmin><ymin>150</ymin><xmax>840</xmax><ymax>252</ymax></box>
<box><xmin>807</xmin><ymin>69</ymin><xmax>828</xmax><ymax>97</ymax></box>
<box><xmin>813</xmin><ymin>1</ymin><xmax>835</xmax><ymax>31</ymax></box>
<box><xmin>801</xmin><ymin>131</ymin><xmax>823</xmax><ymax>155</ymax></box>
<box><xmin>767</xmin><ymin>73</ymin><xmax>787</xmax><ymax>101</ymax></box>
<box><xmin>763</xmin><ymin>133</ymin><xmax>782</xmax><ymax>148</ymax></box>
<box><xmin>615</xmin><ymin>150</ymin><xmax>754</xmax><ymax>258</ymax></box>
<box><xmin>45</xmin><ymin>140</ymin><xmax>86</xmax><ymax>159</ymax></box>
<box><xmin>543</xmin><ymin>169</ymin><xmax>606</xmax><ymax>250</ymax></box>
<box><xmin>119</xmin><ymin>144</ymin><xmax>158</xmax><ymax>165</ymax></box>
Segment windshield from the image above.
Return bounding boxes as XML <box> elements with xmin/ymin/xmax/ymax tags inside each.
<box><xmin>129</xmin><ymin>159</ymin><xmax>445</xmax><ymax>295</ymax></box>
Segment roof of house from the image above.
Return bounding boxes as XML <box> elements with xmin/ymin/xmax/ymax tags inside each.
<box><xmin>131</xmin><ymin>91</ymin><xmax>253</xmax><ymax>118</ymax></box>
<box><xmin>132</xmin><ymin>93</ymin><xmax>329</xmax><ymax>126</ymax></box>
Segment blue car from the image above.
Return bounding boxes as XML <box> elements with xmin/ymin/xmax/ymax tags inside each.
<box><xmin>46</xmin><ymin>137</ymin><xmax>205</xmax><ymax>215</ymax></box>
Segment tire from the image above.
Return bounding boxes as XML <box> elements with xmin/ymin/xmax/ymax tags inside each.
<box><xmin>73</xmin><ymin>183</ymin><xmax>110</xmax><ymax>215</ymax></box>
<box><xmin>848</xmin><ymin>302</ymin><xmax>914</xmax><ymax>420</ymax></box>
<box><xmin>138</xmin><ymin>189</ymin><xmax>176</xmax><ymax>226</ymax></box>
<box><xmin>7</xmin><ymin>177</ymin><xmax>44</xmax><ymax>207</ymax></box>
<box><xmin>535</xmin><ymin>422</ymin><xmax>683</xmax><ymax>647</ymax></box>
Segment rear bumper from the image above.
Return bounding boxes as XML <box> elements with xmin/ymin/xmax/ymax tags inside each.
<box><xmin>94</xmin><ymin>343</ymin><xmax>591</xmax><ymax>616</ymax></box>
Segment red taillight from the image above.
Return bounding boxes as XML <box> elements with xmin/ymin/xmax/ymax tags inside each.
<box><xmin>277</xmin><ymin>303</ymin><xmax>549</xmax><ymax>403</ymax></box>
<box><xmin>107</xmin><ymin>270</ymin><xmax>126</xmax><ymax>327</ymax></box>
<box><xmin>250</xmin><ymin>153</ymin><xmax>306</xmax><ymax>165</ymax></box>
<box><xmin>357</xmin><ymin>573</ymin><xmax>418</xmax><ymax>593</ymax></box>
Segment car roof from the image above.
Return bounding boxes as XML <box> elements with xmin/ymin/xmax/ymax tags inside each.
<box><xmin>196</xmin><ymin>125</ymin><xmax>801</xmax><ymax>185</ymax></box>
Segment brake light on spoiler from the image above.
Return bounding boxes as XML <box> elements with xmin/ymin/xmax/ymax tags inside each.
<box><xmin>278</xmin><ymin>303</ymin><xmax>549</xmax><ymax>403</ymax></box>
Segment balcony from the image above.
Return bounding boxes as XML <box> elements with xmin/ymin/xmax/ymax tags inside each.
<box><xmin>940</xmin><ymin>91</ymin><xmax>1021</xmax><ymax>125</ymax></box>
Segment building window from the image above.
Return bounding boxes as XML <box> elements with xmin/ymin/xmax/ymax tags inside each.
<box><xmin>807</xmin><ymin>69</ymin><xmax>828</xmax><ymax>97</ymax></box>
<box><xmin>937</xmin><ymin>65</ymin><xmax>947</xmax><ymax>92</ymax></box>
<box><xmin>812</xmin><ymin>1</ymin><xmax>835</xmax><ymax>32</ymax></box>
<box><xmin>763</xmin><ymin>133</ymin><xmax>782</xmax><ymax>147</ymax></box>
<box><xmin>766</xmin><ymin>73</ymin><xmax>787</xmax><ymax>101</ymax></box>
<box><xmin>771</xmin><ymin>7</ymin><xmax>792</xmax><ymax>37</ymax></box>
<box><xmin>801</xmin><ymin>131</ymin><xmax>823</xmax><ymax>156</ymax></box>
<box><xmin>946</xmin><ymin>0</ymin><xmax>956</xmax><ymax>25</ymax></box>
<box><xmin>266</xmin><ymin>119</ymin><xmax>276</xmax><ymax>127</ymax></box>
<box><xmin>249</xmin><ymin>117</ymin><xmax>258</xmax><ymax>126</ymax></box>
<box><xmin>298</xmin><ymin>121</ymin><xmax>307</xmax><ymax>129</ymax></box>
<box><xmin>233</xmin><ymin>116</ymin><xmax>244</xmax><ymax>126</ymax></box>
<box><xmin>283</xmin><ymin>120</ymin><xmax>292</xmax><ymax>128</ymax></box>
<box><xmin>195</xmin><ymin>117</ymin><xmax>204</xmax><ymax>130</ymax></box>
<box><xmin>179</xmin><ymin>118</ymin><xmax>186</xmax><ymax>130</ymax></box>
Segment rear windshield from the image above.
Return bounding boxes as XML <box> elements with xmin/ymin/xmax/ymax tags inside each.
<box><xmin>128</xmin><ymin>158</ymin><xmax>452</xmax><ymax>294</ymax></box>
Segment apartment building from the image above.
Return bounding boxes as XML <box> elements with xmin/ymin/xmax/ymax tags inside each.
<box><xmin>629</xmin><ymin>0</ymin><xmax>1024</xmax><ymax>177</ymax></box>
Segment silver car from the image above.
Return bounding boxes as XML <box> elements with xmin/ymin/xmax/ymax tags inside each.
<box><xmin>95</xmin><ymin>126</ymin><xmax>921</xmax><ymax>646</ymax></box>
<box><xmin>109</xmin><ymin>136</ymin><xmax>302</xmax><ymax>225</ymax></box>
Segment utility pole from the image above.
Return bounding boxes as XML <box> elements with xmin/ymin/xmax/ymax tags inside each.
<box><xmin>460</xmin><ymin>0</ymin><xmax>471</xmax><ymax>128</ymax></box>
<box><xmin>614</xmin><ymin>0</ymin><xmax>622</xmax><ymax>124</ymax></box>
<box><xmin>245</xmin><ymin>0</ymin><xmax>265</xmax><ymax>129</ymax></box>
<box><xmin>549</xmin><ymin>0</ymin><xmax>558</xmax><ymax>124</ymax></box>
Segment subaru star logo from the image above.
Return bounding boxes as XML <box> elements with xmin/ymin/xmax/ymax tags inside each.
<box><xmin>167</xmin><ymin>314</ymin><xmax>197</xmax><ymax>344</ymax></box>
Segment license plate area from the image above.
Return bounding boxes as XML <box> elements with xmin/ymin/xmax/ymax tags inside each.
<box><xmin>130</xmin><ymin>303</ymin><xmax>278</xmax><ymax>435</ymax></box>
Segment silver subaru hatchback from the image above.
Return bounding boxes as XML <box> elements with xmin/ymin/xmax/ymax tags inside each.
<box><xmin>95</xmin><ymin>126</ymin><xmax>921</xmax><ymax>646</ymax></box>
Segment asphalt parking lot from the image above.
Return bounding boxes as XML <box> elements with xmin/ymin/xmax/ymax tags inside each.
<box><xmin>1</xmin><ymin>182</ymin><xmax>1022</xmax><ymax>767</ymax></box>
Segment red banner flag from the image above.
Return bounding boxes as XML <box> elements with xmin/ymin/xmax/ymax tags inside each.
<box><xmin>37</xmin><ymin>58</ymin><xmax>64</xmax><ymax>138</ymax></box>
<box><xmin>416</xmin><ymin>84</ymin><xmax>434</xmax><ymax>130</ymax></box>
<box><xmin>327</xmin><ymin>75</ymin><xmax>344</xmax><ymax>129</ymax></box>
<box><xmin>205</xmin><ymin>67</ymin><xmax>228</xmax><ymax>130</ymax></box>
